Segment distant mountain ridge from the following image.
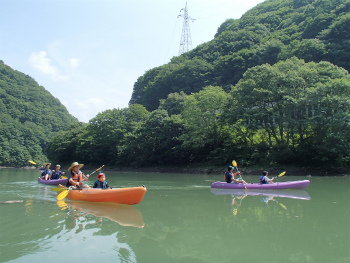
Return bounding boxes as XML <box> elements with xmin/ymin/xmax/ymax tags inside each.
<box><xmin>130</xmin><ymin>0</ymin><xmax>350</xmax><ymax>111</ymax></box>
<box><xmin>0</xmin><ymin>60</ymin><xmax>78</xmax><ymax>166</ymax></box>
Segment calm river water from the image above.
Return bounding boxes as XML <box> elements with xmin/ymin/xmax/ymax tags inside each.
<box><xmin>0</xmin><ymin>168</ymin><xmax>349</xmax><ymax>263</ymax></box>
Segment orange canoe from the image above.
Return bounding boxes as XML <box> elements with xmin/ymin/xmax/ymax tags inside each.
<box><xmin>57</xmin><ymin>185</ymin><xmax>147</xmax><ymax>205</ymax></box>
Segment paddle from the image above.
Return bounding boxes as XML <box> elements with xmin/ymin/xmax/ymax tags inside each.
<box><xmin>28</xmin><ymin>160</ymin><xmax>37</xmax><ymax>165</ymax></box>
<box><xmin>232</xmin><ymin>160</ymin><xmax>247</xmax><ymax>189</ymax></box>
<box><xmin>51</xmin><ymin>187</ymin><xmax>65</xmax><ymax>191</ymax></box>
<box><xmin>56</xmin><ymin>165</ymin><xmax>105</xmax><ymax>201</ymax></box>
<box><xmin>232</xmin><ymin>160</ymin><xmax>241</xmax><ymax>179</ymax></box>
<box><xmin>274</xmin><ymin>171</ymin><xmax>286</xmax><ymax>180</ymax></box>
<box><xmin>57</xmin><ymin>188</ymin><xmax>70</xmax><ymax>200</ymax></box>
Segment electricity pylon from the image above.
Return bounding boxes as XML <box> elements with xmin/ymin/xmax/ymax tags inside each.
<box><xmin>178</xmin><ymin>2</ymin><xmax>195</xmax><ymax>55</ymax></box>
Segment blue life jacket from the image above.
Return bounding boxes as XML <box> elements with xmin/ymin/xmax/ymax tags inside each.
<box><xmin>95</xmin><ymin>180</ymin><xmax>108</xmax><ymax>189</ymax></box>
<box><xmin>259</xmin><ymin>176</ymin><xmax>268</xmax><ymax>184</ymax></box>
<box><xmin>51</xmin><ymin>171</ymin><xmax>62</xmax><ymax>180</ymax></box>
<box><xmin>41</xmin><ymin>169</ymin><xmax>51</xmax><ymax>177</ymax></box>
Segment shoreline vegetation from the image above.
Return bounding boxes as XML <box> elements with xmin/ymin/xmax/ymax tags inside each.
<box><xmin>5</xmin><ymin>165</ymin><xmax>349</xmax><ymax>177</ymax></box>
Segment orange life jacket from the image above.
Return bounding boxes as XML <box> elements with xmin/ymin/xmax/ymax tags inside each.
<box><xmin>72</xmin><ymin>171</ymin><xmax>83</xmax><ymax>182</ymax></box>
<box><xmin>67</xmin><ymin>171</ymin><xmax>84</xmax><ymax>187</ymax></box>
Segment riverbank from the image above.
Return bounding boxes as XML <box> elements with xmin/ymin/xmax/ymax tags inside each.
<box><xmin>93</xmin><ymin>165</ymin><xmax>349</xmax><ymax>176</ymax></box>
<box><xmin>4</xmin><ymin>165</ymin><xmax>349</xmax><ymax>176</ymax></box>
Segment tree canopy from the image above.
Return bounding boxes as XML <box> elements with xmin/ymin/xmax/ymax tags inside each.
<box><xmin>46</xmin><ymin>58</ymin><xmax>350</xmax><ymax>168</ymax></box>
<box><xmin>130</xmin><ymin>0</ymin><xmax>350</xmax><ymax>112</ymax></box>
<box><xmin>0</xmin><ymin>61</ymin><xmax>78</xmax><ymax>166</ymax></box>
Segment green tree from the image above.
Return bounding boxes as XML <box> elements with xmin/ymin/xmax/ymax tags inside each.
<box><xmin>226</xmin><ymin>57</ymin><xmax>350</xmax><ymax>166</ymax></box>
<box><xmin>119</xmin><ymin>109</ymin><xmax>185</xmax><ymax>166</ymax></box>
<box><xmin>180</xmin><ymin>86</ymin><xmax>230</xmax><ymax>162</ymax></box>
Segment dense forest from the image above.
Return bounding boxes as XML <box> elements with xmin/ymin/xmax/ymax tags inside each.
<box><xmin>47</xmin><ymin>0</ymin><xmax>349</xmax><ymax>169</ymax></box>
<box><xmin>0</xmin><ymin>61</ymin><xmax>78</xmax><ymax>167</ymax></box>
<box><xmin>130</xmin><ymin>0</ymin><xmax>350</xmax><ymax>111</ymax></box>
<box><xmin>1</xmin><ymin>0</ymin><xmax>349</xmax><ymax>170</ymax></box>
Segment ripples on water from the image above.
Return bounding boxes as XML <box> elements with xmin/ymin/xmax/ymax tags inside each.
<box><xmin>0</xmin><ymin>169</ymin><xmax>349</xmax><ymax>263</ymax></box>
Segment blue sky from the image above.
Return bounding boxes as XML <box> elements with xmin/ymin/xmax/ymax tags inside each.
<box><xmin>1</xmin><ymin>0</ymin><xmax>264</xmax><ymax>122</ymax></box>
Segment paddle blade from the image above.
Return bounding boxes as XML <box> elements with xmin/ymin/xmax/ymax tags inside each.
<box><xmin>61</xmin><ymin>176</ymin><xmax>67</xmax><ymax>179</ymax></box>
<box><xmin>28</xmin><ymin>160</ymin><xmax>37</xmax><ymax>165</ymax></box>
<box><xmin>232</xmin><ymin>160</ymin><xmax>237</xmax><ymax>167</ymax></box>
<box><xmin>57</xmin><ymin>190</ymin><xmax>69</xmax><ymax>201</ymax></box>
<box><xmin>278</xmin><ymin>171</ymin><xmax>286</xmax><ymax>177</ymax></box>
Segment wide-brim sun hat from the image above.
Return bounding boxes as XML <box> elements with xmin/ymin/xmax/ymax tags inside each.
<box><xmin>68</xmin><ymin>162</ymin><xmax>84</xmax><ymax>171</ymax></box>
<box><xmin>45</xmin><ymin>163</ymin><xmax>51</xmax><ymax>166</ymax></box>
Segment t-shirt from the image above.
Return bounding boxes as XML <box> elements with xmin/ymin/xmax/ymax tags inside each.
<box><xmin>225</xmin><ymin>171</ymin><xmax>233</xmax><ymax>183</ymax></box>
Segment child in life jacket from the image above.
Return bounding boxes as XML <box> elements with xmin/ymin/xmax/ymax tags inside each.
<box><xmin>50</xmin><ymin>164</ymin><xmax>65</xmax><ymax>180</ymax></box>
<box><xmin>259</xmin><ymin>171</ymin><xmax>275</xmax><ymax>184</ymax></box>
<box><xmin>93</xmin><ymin>173</ymin><xmax>111</xmax><ymax>189</ymax></box>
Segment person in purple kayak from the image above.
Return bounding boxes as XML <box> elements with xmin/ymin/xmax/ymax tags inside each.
<box><xmin>224</xmin><ymin>166</ymin><xmax>247</xmax><ymax>184</ymax></box>
<box><xmin>259</xmin><ymin>171</ymin><xmax>275</xmax><ymax>184</ymax></box>
<box><xmin>50</xmin><ymin>164</ymin><xmax>65</xmax><ymax>180</ymax></box>
<box><xmin>41</xmin><ymin>163</ymin><xmax>52</xmax><ymax>180</ymax></box>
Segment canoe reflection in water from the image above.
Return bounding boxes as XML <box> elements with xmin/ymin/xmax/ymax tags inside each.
<box><xmin>211</xmin><ymin>188</ymin><xmax>311</xmax><ymax>215</ymax></box>
<box><xmin>56</xmin><ymin>200</ymin><xmax>145</xmax><ymax>228</ymax></box>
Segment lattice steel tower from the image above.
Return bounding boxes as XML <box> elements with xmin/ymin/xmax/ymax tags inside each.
<box><xmin>178</xmin><ymin>2</ymin><xmax>195</xmax><ymax>55</ymax></box>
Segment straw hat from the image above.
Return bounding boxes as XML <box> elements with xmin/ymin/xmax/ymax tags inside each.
<box><xmin>45</xmin><ymin>163</ymin><xmax>51</xmax><ymax>166</ymax></box>
<box><xmin>68</xmin><ymin>162</ymin><xmax>84</xmax><ymax>171</ymax></box>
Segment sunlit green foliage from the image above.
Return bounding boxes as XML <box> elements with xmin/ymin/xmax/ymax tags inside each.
<box><xmin>130</xmin><ymin>0</ymin><xmax>349</xmax><ymax>111</ymax></box>
<box><xmin>0</xmin><ymin>61</ymin><xmax>78</xmax><ymax>166</ymax></box>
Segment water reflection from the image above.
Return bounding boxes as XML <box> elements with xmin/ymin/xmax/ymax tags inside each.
<box><xmin>56</xmin><ymin>201</ymin><xmax>145</xmax><ymax>228</ymax></box>
<box><xmin>211</xmin><ymin>188</ymin><xmax>311</xmax><ymax>215</ymax></box>
<box><xmin>211</xmin><ymin>188</ymin><xmax>311</xmax><ymax>200</ymax></box>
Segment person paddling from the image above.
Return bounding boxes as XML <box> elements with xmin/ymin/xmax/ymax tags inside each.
<box><xmin>50</xmin><ymin>164</ymin><xmax>65</xmax><ymax>180</ymax></box>
<box><xmin>259</xmin><ymin>171</ymin><xmax>275</xmax><ymax>184</ymax></box>
<box><xmin>93</xmin><ymin>173</ymin><xmax>111</xmax><ymax>189</ymax></box>
<box><xmin>66</xmin><ymin>162</ymin><xmax>90</xmax><ymax>189</ymax></box>
<box><xmin>225</xmin><ymin>166</ymin><xmax>247</xmax><ymax>184</ymax></box>
<box><xmin>41</xmin><ymin>163</ymin><xmax>52</xmax><ymax>180</ymax></box>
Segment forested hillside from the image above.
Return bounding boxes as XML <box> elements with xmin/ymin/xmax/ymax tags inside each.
<box><xmin>130</xmin><ymin>0</ymin><xmax>350</xmax><ymax>111</ymax></box>
<box><xmin>46</xmin><ymin>0</ymin><xmax>349</xmax><ymax>170</ymax></box>
<box><xmin>0</xmin><ymin>61</ymin><xmax>78</xmax><ymax>166</ymax></box>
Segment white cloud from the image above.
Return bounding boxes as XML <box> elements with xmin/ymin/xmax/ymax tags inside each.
<box><xmin>28</xmin><ymin>51</ymin><xmax>68</xmax><ymax>81</ymax></box>
<box><xmin>68</xmin><ymin>58</ymin><xmax>80</xmax><ymax>68</ymax></box>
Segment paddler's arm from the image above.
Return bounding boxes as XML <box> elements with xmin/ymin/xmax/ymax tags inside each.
<box><xmin>232</xmin><ymin>172</ymin><xmax>247</xmax><ymax>184</ymax></box>
<box><xmin>69</xmin><ymin>178</ymin><xmax>79</xmax><ymax>186</ymax></box>
<box><xmin>83</xmin><ymin>174</ymin><xmax>90</xmax><ymax>181</ymax></box>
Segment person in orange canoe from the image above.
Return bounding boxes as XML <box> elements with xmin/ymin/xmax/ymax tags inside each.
<box><xmin>93</xmin><ymin>173</ymin><xmax>111</xmax><ymax>189</ymax></box>
<box><xmin>66</xmin><ymin>162</ymin><xmax>90</xmax><ymax>189</ymax></box>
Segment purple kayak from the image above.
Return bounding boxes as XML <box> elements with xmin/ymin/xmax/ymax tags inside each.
<box><xmin>38</xmin><ymin>177</ymin><xmax>68</xmax><ymax>185</ymax></box>
<box><xmin>211</xmin><ymin>180</ymin><xmax>310</xmax><ymax>190</ymax></box>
